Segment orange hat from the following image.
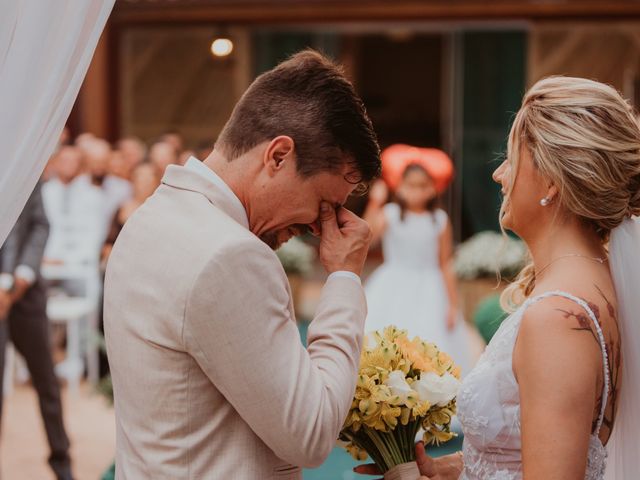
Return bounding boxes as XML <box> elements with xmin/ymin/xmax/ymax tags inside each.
<box><xmin>381</xmin><ymin>144</ymin><xmax>454</xmax><ymax>193</ymax></box>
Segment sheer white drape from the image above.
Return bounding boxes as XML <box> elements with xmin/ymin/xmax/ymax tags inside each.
<box><xmin>0</xmin><ymin>0</ymin><xmax>114</xmax><ymax>245</ymax></box>
<box><xmin>605</xmin><ymin>216</ymin><xmax>640</xmax><ymax>479</ymax></box>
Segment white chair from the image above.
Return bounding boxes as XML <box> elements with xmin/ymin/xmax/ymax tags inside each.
<box><xmin>41</xmin><ymin>216</ymin><xmax>104</xmax><ymax>393</ymax></box>
<box><xmin>43</xmin><ymin>261</ymin><xmax>102</xmax><ymax>393</ymax></box>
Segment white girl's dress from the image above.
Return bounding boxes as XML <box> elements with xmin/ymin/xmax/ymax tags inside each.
<box><xmin>364</xmin><ymin>203</ymin><xmax>472</xmax><ymax>374</ymax></box>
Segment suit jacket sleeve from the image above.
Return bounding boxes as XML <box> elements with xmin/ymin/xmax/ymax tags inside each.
<box><xmin>16</xmin><ymin>182</ymin><xmax>50</xmax><ymax>275</ymax></box>
<box><xmin>183</xmin><ymin>240</ymin><xmax>366</xmax><ymax>468</ymax></box>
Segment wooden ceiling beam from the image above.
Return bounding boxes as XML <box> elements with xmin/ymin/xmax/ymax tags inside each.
<box><xmin>112</xmin><ymin>1</ymin><xmax>640</xmax><ymax>25</ymax></box>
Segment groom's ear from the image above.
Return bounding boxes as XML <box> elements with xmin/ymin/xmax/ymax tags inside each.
<box><xmin>264</xmin><ymin>136</ymin><xmax>295</xmax><ymax>176</ymax></box>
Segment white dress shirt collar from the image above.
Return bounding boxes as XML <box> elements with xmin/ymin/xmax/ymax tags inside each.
<box><xmin>184</xmin><ymin>157</ymin><xmax>248</xmax><ymax>225</ymax></box>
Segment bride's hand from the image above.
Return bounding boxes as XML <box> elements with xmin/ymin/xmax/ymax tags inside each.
<box><xmin>353</xmin><ymin>443</ymin><xmax>457</xmax><ymax>479</ymax></box>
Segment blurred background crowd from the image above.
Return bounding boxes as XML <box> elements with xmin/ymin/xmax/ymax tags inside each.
<box><xmin>4</xmin><ymin>0</ymin><xmax>640</xmax><ymax>479</ymax></box>
<box><xmin>42</xmin><ymin>128</ymin><xmax>211</xmax><ymax>269</ymax></box>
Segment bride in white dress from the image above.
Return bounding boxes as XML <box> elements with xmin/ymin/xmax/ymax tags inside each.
<box><xmin>356</xmin><ymin>77</ymin><xmax>640</xmax><ymax>479</ymax></box>
<box><xmin>363</xmin><ymin>163</ymin><xmax>472</xmax><ymax>374</ymax></box>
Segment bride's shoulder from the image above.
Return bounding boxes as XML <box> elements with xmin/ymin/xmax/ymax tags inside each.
<box><xmin>520</xmin><ymin>289</ymin><xmax>614</xmax><ymax>337</ymax></box>
<box><xmin>520</xmin><ymin>293</ymin><xmax>599</xmax><ymax>330</ymax></box>
<box><xmin>515</xmin><ymin>291</ymin><xmax>614</xmax><ymax>370</ymax></box>
<box><xmin>514</xmin><ymin>295</ymin><xmax>605</xmax><ymax>386</ymax></box>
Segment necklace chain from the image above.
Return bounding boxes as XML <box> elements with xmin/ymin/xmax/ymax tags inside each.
<box><xmin>535</xmin><ymin>253</ymin><xmax>607</xmax><ymax>279</ymax></box>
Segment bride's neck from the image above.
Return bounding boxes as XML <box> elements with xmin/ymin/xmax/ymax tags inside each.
<box><xmin>524</xmin><ymin>218</ymin><xmax>605</xmax><ymax>274</ymax></box>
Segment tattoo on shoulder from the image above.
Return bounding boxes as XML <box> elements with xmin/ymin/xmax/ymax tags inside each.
<box><xmin>552</xmin><ymin>286</ymin><xmax>620</xmax><ymax>440</ymax></box>
<box><xmin>556</xmin><ymin>307</ymin><xmax>599</xmax><ymax>342</ymax></box>
<box><xmin>595</xmin><ymin>284</ymin><xmax>616</xmax><ymax>319</ymax></box>
<box><xmin>552</xmin><ymin>286</ymin><xmax>614</xmax><ymax>341</ymax></box>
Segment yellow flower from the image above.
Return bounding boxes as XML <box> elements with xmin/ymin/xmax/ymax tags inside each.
<box><xmin>412</xmin><ymin>400</ymin><xmax>431</xmax><ymax>418</ymax></box>
<box><xmin>346</xmin><ymin>442</ymin><xmax>368</xmax><ymax>461</ymax></box>
<box><xmin>400</xmin><ymin>406</ymin><xmax>412</xmax><ymax>426</ymax></box>
<box><xmin>438</xmin><ymin>351</ymin><xmax>452</xmax><ymax>366</ymax></box>
<box><xmin>423</xmin><ymin>428</ymin><xmax>455</xmax><ymax>446</ymax></box>
<box><xmin>395</xmin><ymin>336</ymin><xmax>437</xmax><ymax>373</ymax></box>
<box><xmin>380</xmin><ymin>404</ymin><xmax>402</xmax><ymax>429</ymax></box>
<box><xmin>428</xmin><ymin>408</ymin><xmax>452</xmax><ymax>426</ymax></box>
<box><xmin>344</xmin><ymin>409</ymin><xmax>362</xmax><ymax>429</ymax></box>
<box><xmin>355</xmin><ymin>374</ymin><xmax>377</xmax><ymax>399</ymax></box>
<box><xmin>379</xmin><ymin>325</ymin><xmax>405</xmax><ymax>343</ymax></box>
<box><xmin>359</xmin><ymin>398</ymin><xmax>379</xmax><ymax>416</ymax></box>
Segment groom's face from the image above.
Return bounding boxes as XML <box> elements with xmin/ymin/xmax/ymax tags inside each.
<box><xmin>249</xmin><ymin>141</ymin><xmax>358</xmax><ymax>250</ymax></box>
<box><xmin>258</xmin><ymin>169</ymin><xmax>356</xmax><ymax>250</ymax></box>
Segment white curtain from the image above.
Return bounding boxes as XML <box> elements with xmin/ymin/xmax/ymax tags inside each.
<box><xmin>0</xmin><ymin>0</ymin><xmax>115</xmax><ymax>245</ymax></box>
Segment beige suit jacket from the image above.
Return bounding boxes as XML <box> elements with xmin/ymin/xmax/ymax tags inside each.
<box><xmin>104</xmin><ymin>165</ymin><xmax>367</xmax><ymax>479</ymax></box>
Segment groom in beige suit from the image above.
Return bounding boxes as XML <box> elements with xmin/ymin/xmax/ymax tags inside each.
<box><xmin>104</xmin><ymin>50</ymin><xmax>380</xmax><ymax>479</ymax></box>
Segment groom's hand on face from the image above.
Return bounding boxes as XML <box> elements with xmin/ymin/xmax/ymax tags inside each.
<box><xmin>318</xmin><ymin>201</ymin><xmax>371</xmax><ymax>276</ymax></box>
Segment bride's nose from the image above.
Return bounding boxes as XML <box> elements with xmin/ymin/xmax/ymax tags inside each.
<box><xmin>493</xmin><ymin>161</ymin><xmax>507</xmax><ymax>185</ymax></box>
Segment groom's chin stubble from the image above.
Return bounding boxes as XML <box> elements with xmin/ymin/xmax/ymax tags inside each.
<box><xmin>260</xmin><ymin>224</ymin><xmax>310</xmax><ymax>251</ymax></box>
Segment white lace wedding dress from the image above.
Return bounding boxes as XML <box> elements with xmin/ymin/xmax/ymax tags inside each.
<box><xmin>457</xmin><ymin>291</ymin><xmax>609</xmax><ymax>479</ymax></box>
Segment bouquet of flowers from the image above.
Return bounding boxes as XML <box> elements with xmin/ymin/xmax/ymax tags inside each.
<box><xmin>340</xmin><ymin>326</ymin><xmax>461</xmax><ymax>479</ymax></box>
<box><xmin>454</xmin><ymin>231</ymin><xmax>527</xmax><ymax>280</ymax></box>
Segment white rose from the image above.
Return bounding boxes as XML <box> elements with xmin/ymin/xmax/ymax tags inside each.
<box><xmin>383</xmin><ymin>370</ymin><xmax>415</xmax><ymax>403</ymax></box>
<box><xmin>414</xmin><ymin>372</ymin><xmax>460</xmax><ymax>407</ymax></box>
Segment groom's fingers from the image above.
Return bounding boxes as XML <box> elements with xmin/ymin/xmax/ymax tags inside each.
<box><xmin>318</xmin><ymin>203</ymin><xmax>370</xmax><ymax>276</ymax></box>
<box><xmin>319</xmin><ymin>201</ymin><xmax>340</xmax><ymax>236</ymax></box>
<box><xmin>335</xmin><ymin>206</ymin><xmax>360</xmax><ymax>229</ymax></box>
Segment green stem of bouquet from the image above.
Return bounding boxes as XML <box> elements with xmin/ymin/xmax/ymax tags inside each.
<box><xmin>343</xmin><ymin>430</ymin><xmax>387</xmax><ymax>469</ymax></box>
<box><xmin>348</xmin><ymin>420</ymin><xmax>425</xmax><ymax>473</ymax></box>
<box><xmin>379</xmin><ymin>430</ymin><xmax>400</xmax><ymax>465</ymax></box>
<box><xmin>366</xmin><ymin>429</ymin><xmax>397</xmax><ymax>469</ymax></box>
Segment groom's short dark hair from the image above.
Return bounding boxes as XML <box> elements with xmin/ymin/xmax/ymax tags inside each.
<box><xmin>216</xmin><ymin>49</ymin><xmax>380</xmax><ymax>186</ymax></box>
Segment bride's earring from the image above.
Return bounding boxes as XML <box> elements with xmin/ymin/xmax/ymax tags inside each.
<box><xmin>540</xmin><ymin>197</ymin><xmax>550</xmax><ymax>207</ymax></box>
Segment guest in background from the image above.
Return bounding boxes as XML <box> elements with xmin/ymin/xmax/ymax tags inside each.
<box><xmin>116</xmin><ymin>136</ymin><xmax>146</xmax><ymax>173</ymax></box>
<box><xmin>148</xmin><ymin>140</ymin><xmax>178</xmax><ymax>178</ymax></box>
<box><xmin>42</xmin><ymin>146</ymin><xmax>105</xmax><ymax>265</ymax></box>
<box><xmin>0</xmin><ymin>183</ymin><xmax>74</xmax><ymax>480</ymax></box>
<box><xmin>108</xmin><ymin>150</ymin><xmax>131</xmax><ymax>181</ymax></box>
<box><xmin>103</xmin><ymin>162</ymin><xmax>159</xmax><ymax>261</ymax></box>
<box><xmin>78</xmin><ymin>139</ymin><xmax>132</xmax><ymax>240</ymax></box>
<box><xmin>160</xmin><ymin>130</ymin><xmax>184</xmax><ymax>155</ymax></box>
<box><xmin>74</xmin><ymin>132</ymin><xmax>96</xmax><ymax>162</ymax></box>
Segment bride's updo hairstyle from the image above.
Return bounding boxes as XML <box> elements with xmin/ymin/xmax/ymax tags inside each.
<box><xmin>502</xmin><ymin>76</ymin><xmax>640</xmax><ymax>309</ymax></box>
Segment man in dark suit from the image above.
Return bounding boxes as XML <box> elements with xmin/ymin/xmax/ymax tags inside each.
<box><xmin>0</xmin><ymin>182</ymin><xmax>73</xmax><ymax>480</ymax></box>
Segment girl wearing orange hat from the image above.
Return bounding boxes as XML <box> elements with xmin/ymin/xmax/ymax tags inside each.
<box><xmin>363</xmin><ymin>147</ymin><xmax>471</xmax><ymax>374</ymax></box>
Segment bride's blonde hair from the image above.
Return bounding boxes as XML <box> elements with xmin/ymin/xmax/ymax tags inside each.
<box><xmin>501</xmin><ymin>76</ymin><xmax>640</xmax><ymax>310</ymax></box>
